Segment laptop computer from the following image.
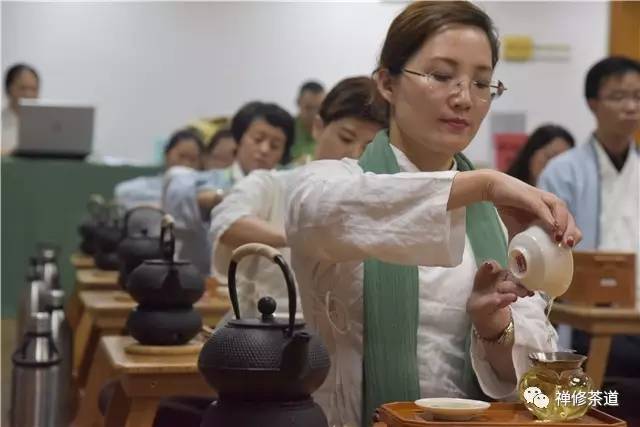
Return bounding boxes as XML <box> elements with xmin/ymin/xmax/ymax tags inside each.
<box><xmin>15</xmin><ymin>99</ymin><xmax>94</xmax><ymax>159</ymax></box>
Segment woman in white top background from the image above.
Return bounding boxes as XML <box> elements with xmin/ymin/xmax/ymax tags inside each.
<box><xmin>2</xmin><ymin>63</ymin><xmax>39</xmax><ymax>154</ymax></box>
<box><xmin>144</xmin><ymin>75</ymin><xmax>389</xmax><ymax>427</ymax></box>
<box><xmin>284</xmin><ymin>2</ymin><xmax>582</xmax><ymax>426</ymax></box>
<box><xmin>209</xmin><ymin>76</ymin><xmax>388</xmax><ymax>319</ymax></box>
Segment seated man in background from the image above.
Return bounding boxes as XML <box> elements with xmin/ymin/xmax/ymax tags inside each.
<box><xmin>290</xmin><ymin>80</ymin><xmax>325</xmax><ymax>163</ymax></box>
<box><xmin>209</xmin><ymin>76</ymin><xmax>387</xmax><ymax>320</ymax></box>
<box><xmin>114</xmin><ymin>129</ymin><xmax>203</xmax><ymax>209</ymax></box>
<box><xmin>538</xmin><ymin>56</ymin><xmax>640</xmax><ymax>403</ymax></box>
<box><xmin>162</xmin><ymin>101</ymin><xmax>294</xmax><ymax>276</ymax></box>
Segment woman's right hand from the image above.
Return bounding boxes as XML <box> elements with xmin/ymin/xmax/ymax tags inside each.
<box><xmin>484</xmin><ymin>170</ymin><xmax>581</xmax><ymax>247</ymax></box>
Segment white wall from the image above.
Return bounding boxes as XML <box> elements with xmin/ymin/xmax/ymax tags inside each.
<box><xmin>2</xmin><ymin>1</ymin><xmax>609</xmax><ymax>165</ymax></box>
<box><xmin>474</xmin><ymin>1</ymin><xmax>609</xmax><ymax>166</ymax></box>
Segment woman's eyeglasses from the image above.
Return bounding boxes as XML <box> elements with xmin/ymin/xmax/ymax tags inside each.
<box><xmin>403</xmin><ymin>69</ymin><xmax>506</xmax><ymax>103</ymax></box>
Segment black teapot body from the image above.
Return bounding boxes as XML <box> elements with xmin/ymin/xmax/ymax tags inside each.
<box><xmin>127</xmin><ymin>260</ymin><xmax>203</xmax><ymax>307</ymax></box>
<box><xmin>94</xmin><ymin>203</ymin><xmax>125</xmax><ymax>271</ymax></box>
<box><xmin>128</xmin><ymin>307</ymin><xmax>202</xmax><ymax>346</ymax></box>
<box><xmin>78</xmin><ymin>195</ymin><xmax>105</xmax><ymax>255</ymax></box>
<box><xmin>198</xmin><ymin>244</ymin><xmax>331</xmax><ymax>401</ymax></box>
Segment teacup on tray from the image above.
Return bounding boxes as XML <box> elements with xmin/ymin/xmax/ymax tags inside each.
<box><xmin>415</xmin><ymin>398</ymin><xmax>491</xmax><ymax>421</ymax></box>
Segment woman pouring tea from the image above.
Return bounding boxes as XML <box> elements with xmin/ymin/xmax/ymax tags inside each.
<box><xmin>284</xmin><ymin>2</ymin><xmax>582</xmax><ymax>426</ymax></box>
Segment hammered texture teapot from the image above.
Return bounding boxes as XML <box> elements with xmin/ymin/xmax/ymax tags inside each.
<box><xmin>198</xmin><ymin>243</ymin><xmax>330</xmax><ymax>400</ymax></box>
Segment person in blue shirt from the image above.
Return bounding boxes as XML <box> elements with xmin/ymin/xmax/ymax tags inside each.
<box><xmin>538</xmin><ymin>56</ymin><xmax>639</xmax><ymax>251</ymax></box>
<box><xmin>538</xmin><ymin>57</ymin><xmax>640</xmax><ymax>403</ymax></box>
<box><xmin>114</xmin><ymin>129</ymin><xmax>204</xmax><ymax>209</ymax></box>
<box><xmin>162</xmin><ymin>101</ymin><xmax>294</xmax><ymax>275</ymax></box>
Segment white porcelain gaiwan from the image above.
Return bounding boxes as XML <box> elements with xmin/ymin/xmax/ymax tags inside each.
<box><xmin>507</xmin><ymin>225</ymin><xmax>574</xmax><ymax>298</ymax></box>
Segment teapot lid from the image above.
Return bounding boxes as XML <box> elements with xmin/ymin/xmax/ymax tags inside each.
<box><xmin>227</xmin><ymin>296</ymin><xmax>305</xmax><ymax>330</ymax></box>
<box><xmin>123</xmin><ymin>206</ymin><xmax>164</xmax><ymax>238</ymax></box>
<box><xmin>126</xmin><ymin>228</ymin><xmax>151</xmax><ymax>239</ymax></box>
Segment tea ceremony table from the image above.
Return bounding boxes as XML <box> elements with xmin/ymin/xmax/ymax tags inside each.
<box><xmin>76</xmin><ymin>335</ymin><xmax>214</xmax><ymax>427</ymax></box>
<box><xmin>73</xmin><ymin>290</ymin><xmax>229</xmax><ymax>388</ymax></box>
<box><xmin>71</xmin><ymin>252</ymin><xmax>96</xmax><ymax>269</ymax></box>
<box><xmin>549</xmin><ymin>302</ymin><xmax>640</xmax><ymax>389</ymax></box>
<box><xmin>67</xmin><ymin>268</ymin><xmax>120</xmax><ymax>331</ymax></box>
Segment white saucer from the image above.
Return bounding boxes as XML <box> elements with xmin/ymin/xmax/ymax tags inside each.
<box><xmin>414</xmin><ymin>398</ymin><xmax>491</xmax><ymax>421</ymax></box>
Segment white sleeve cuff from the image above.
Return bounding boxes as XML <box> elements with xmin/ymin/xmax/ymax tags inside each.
<box><xmin>471</xmin><ymin>294</ymin><xmax>558</xmax><ymax>400</ymax></box>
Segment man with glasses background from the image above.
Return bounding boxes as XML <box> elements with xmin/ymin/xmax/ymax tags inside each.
<box><xmin>538</xmin><ymin>56</ymin><xmax>640</xmax><ymax>420</ymax></box>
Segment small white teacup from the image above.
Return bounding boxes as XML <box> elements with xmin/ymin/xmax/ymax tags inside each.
<box><xmin>507</xmin><ymin>225</ymin><xmax>574</xmax><ymax>298</ymax></box>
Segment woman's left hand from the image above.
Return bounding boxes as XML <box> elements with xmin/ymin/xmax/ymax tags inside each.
<box><xmin>466</xmin><ymin>260</ymin><xmax>534</xmax><ymax>340</ymax></box>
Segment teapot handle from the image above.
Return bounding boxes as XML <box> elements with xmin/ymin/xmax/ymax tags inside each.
<box><xmin>228</xmin><ymin>243</ymin><xmax>296</xmax><ymax>337</ymax></box>
<box><xmin>122</xmin><ymin>205</ymin><xmax>164</xmax><ymax>238</ymax></box>
<box><xmin>92</xmin><ymin>199</ymin><xmax>111</xmax><ymax>225</ymax></box>
<box><xmin>160</xmin><ymin>214</ymin><xmax>176</xmax><ymax>262</ymax></box>
<box><xmin>106</xmin><ymin>201</ymin><xmax>126</xmax><ymax>228</ymax></box>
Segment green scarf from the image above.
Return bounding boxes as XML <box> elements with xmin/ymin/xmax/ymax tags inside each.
<box><xmin>359</xmin><ymin>130</ymin><xmax>508</xmax><ymax>426</ymax></box>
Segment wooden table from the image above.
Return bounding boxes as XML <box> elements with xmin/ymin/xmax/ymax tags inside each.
<box><xmin>73</xmin><ymin>290</ymin><xmax>229</xmax><ymax>388</ymax></box>
<box><xmin>76</xmin><ymin>269</ymin><xmax>120</xmax><ymax>289</ymax></box>
<box><xmin>549</xmin><ymin>302</ymin><xmax>640</xmax><ymax>389</ymax></box>
<box><xmin>70</xmin><ymin>252</ymin><xmax>96</xmax><ymax>269</ymax></box>
<box><xmin>67</xmin><ymin>268</ymin><xmax>120</xmax><ymax>330</ymax></box>
<box><xmin>76</xmin><ymin>336</ymin><xmax>214</xmax><ymax>427</ymax></box>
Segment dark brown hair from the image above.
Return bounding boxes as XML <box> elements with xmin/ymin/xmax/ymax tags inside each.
<box><xmin>5</xmin><ymin>63</ymin><xmax>39</xmax><ymax>94</ymax></box>
<box><xmin>585</xmin><ymin>56</ymin><xmax>640</xmax><ymax>100</ymax></box>
<box><xmin>378</xmin><ymin>1</ymin><xmax>499</xmax><ymax>76</ymax></box>
<box><xmin>164</xmin><ymin>129</ymin><xmax>204</xmax><ymax>155</ymax></box>
<box><xmin>231</xmin><ymin>101</ymin><xmax>295</xmax><ymax>164</ymax></box>
<box><xmin>506</xmin><ymin>124</ymin><xmax>575</xmax><ymax>185</ymax></box>
<box><xmin>206</xmin><ymin>128</ymin><xmax>236</xmax><ymax>154</ymax></box>
<box><xmin>319</xmin><ymin>76</ymin><xmax>388</xmax><ymax>128</ymax></box>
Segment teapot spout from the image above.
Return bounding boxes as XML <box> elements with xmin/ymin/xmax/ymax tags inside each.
<box><xmin>281</xmin><ymin>332</ymin><xmax>310</xmax><ymax>379</ymax></box>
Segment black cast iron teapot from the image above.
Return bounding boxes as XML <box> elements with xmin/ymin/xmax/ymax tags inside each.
<box><xmin>126</xmin><ymin>215</ymin><xmax>204</xmax><ymax>307</ymax></box>
<box><xmin>198</xmin><ymin>243</ymin><xmax>331</xmax><ymax>401</ymax></box>
<box><xmin>116</xmin><ymin>206</ymin><xmax>165</xmax><ymax>290</ymax></box>
<box><xmin>126</xmin><ymin>215</ymin><xmax>205</xmax><ymax>345</ymax></box>
<box><xmin>94</xmin><ymin>202</ymin><xmax>125</xmax><ymax>271</ymax></box>
<box><xmin>78</xmin><ymin>195</ymin><xmax>106</xmax><ymax>255</ymax></box>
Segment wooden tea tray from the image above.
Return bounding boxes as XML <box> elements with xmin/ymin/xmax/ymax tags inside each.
<box><xmin>125</xmin><ymin>340</ymin><xmax>203</xmax><ymax>356</ymax></box>
<box><xmin>379</xmin><ymin>402</ymin><xmax>627</xmax><ymax>427</ymax></box>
